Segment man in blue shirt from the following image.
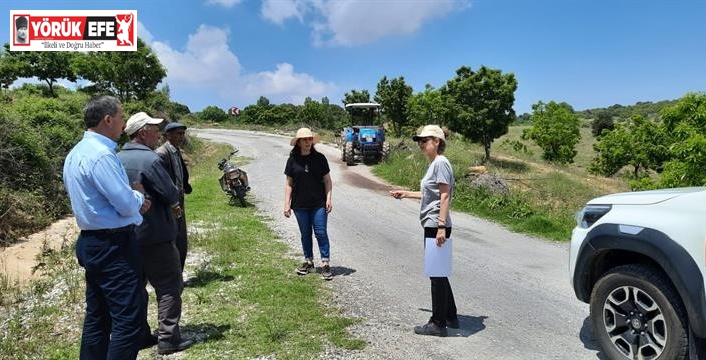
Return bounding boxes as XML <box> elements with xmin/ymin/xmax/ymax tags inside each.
<box><xmin>63</xmin><ymin>95</ymin><xmax>151</xmax><ymax>359</ymax></box>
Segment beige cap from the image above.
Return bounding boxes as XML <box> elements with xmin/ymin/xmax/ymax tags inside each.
<box><xmin>125</xmin><ymin>112</ymin><xmax>164</xmax><ymax>136</ymax></box>
<box><xmin>290</xmin><ymin>127</ymin><xmax>321</xmax><ymax>146</ymax></box>
<box><xmin>412</xmin><ymin>124</ymin><xmax>445</xmax><ymax>141</ymax></box>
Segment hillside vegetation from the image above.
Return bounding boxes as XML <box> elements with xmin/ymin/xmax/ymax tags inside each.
<box><xmin>2</xmin><ymin>82</ymin><xmax>702</xmax><ymax>245</ymax></box>
<box><xmin>1</xmin><ymin>37</ymin><xmax>703</xmax><ymax>245</ymax></box>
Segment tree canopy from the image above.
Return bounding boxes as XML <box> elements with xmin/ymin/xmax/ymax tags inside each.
<box><xmin>374</xmin><ymin>76</ymin><xmax>413</xmax><ymax>137</ymax></box>
<box><xmin>342</xmin><ymin>89</ymin><xmax>371</xmax><ymax>105</ymax></box>
<box><xmin>523</xmin><ymin>101</ymin><xmax>581</xmax><ymax>164</ymax></box>
<box><xmin>73</xmin><ymin>37</ymin><xmax>166</xmax><ymax>102</ymax></box>
<box><xmin>407</xmin><ymin>84</ymin><xmax>450</xmax><ymax>130</ymax></box>
<box><xmin>590</xmin><ymin>115</ymin><xmax>667</xmax><ymax>178</ymax></box>
<box><xmin>657</xmin><ymin>93</ymin><xmax>706</xmax><ymax>187</ymax></box>
<box><xmin>442</xmin><ymin>65</ymin><xmax>517</xmax><ymax>163</ymax></box>
<box><xmin>2</xmin><ymin>43</ymin><xmax>77</xmax><ymax>96</ymax></box>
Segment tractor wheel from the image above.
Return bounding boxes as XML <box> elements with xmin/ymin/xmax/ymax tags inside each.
<box><xmin>345</xmin><ymin>142</ymin><xmax>355</xmax><ymax>166</ymax></box>
<box><xmin>381</xmin><ymin>142</ymin><xmax>391</xmax><ymax>161</ymax></box>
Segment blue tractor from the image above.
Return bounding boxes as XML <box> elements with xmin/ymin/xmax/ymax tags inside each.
<box><xmin>340</xmin><ymin>102</ymin><xmax>391</xmax><ymax>165</ymax></box>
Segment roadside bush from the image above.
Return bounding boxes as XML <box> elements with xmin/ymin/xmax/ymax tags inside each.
<box><xmin>0</xmin><ymin>92</ymin><xmax>85</xmax><ymax>245</ymax></box>
<box><xmin>0</xmin><ymin>188</ymin><xmax>53</xmax><ymax>247</ymax></box>
<box><xmin>591</xmin><ymin>112</ymin><xmax>614</xmax><ymax>137</ymax></box>
<box><xmin>199</xmin><ymin>105</ymin><xmax>230</xmax><ymax>123</ymax></box>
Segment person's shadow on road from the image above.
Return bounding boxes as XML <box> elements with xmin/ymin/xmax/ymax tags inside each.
<box><xmin>329</xmin><ymin>265</ymin><xmax>356</xmax><ymax>277</ymax></box>
<box><xmin>447</xmin><ymin>314</ymin><xmax>488</xmax><ymax>337</ymax></box>
<box><xmin>418</xmin><ymin>308</ymin><xmax>487</xmax><ymax>338</ymax></box>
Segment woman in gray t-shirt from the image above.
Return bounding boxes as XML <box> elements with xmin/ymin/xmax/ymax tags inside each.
<box><xmin>390</xmin><ymin>125</ymin><xmax>458</xmax><ymax>337</ymax></box>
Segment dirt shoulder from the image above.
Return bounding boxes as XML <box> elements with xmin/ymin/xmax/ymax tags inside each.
<box><xmin>0</xmin><ymin>218</ymin><xmax>78</xmax><ymax>286</ymax></box>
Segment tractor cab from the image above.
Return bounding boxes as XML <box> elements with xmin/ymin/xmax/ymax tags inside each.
<box><xmin>340</xmin><ymin>102</ymin><xmax>390</xmax><ymax>165</ymax></box>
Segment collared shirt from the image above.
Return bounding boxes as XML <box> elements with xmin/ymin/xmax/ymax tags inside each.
<box><xmin>63</xmin><ymin>131</ymin><xmax>144</xmax><ymax>230</ymax></box>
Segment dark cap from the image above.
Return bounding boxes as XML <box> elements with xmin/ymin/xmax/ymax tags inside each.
<box><xmin>15</xmin><ymin>16</ymin><xmax>28</xmax><ymax>29</ymax></box>
<box><xmin>163</xmin><ymin>122</ymin><xmax>187</xmax><ymax>134</ymax></box>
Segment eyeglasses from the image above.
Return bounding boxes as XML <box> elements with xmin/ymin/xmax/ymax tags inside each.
<box><xmin>417</xmin><ymin>137</ymin><xmax>432</xmax><ymax>147</ymax></box>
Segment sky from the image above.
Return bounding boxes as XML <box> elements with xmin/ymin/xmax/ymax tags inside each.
<box><xmin>2</xmin><ymin>0</ymin><xmax>705</xmax><ymax>115</ymax></box>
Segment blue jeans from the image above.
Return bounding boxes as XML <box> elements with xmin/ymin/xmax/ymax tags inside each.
<box><xmin>293</xmin><ymin>207</ymin><xmax>330</xmax><ymax>262</ymax></box>
<box><xmin>75</xmin><ymin>231</ymin><xmax>144</xmax><ymax>360</ymax></box>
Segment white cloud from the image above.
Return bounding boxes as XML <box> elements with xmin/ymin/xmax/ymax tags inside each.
<box><xmin>142</xmin><ymin>24</ymin><xmax>336</xmax><ymax>107</ymax></box>
<box><xmin>244</xmin><ymin>63</ymin><xmax>336</xmax><ymax>103</ymax></box>
<box><xmin>136</xmin><ymin>20</ymin><xmax>153</xmax><ymax>43</ymax></box>
<box><xmin>206</xmin><ymin>0</ymin><xmax>243</xmax><ymax>8</ymax></box>
<box><xmin>261</xmin><ymin>0</ymin><xmax>468</xmax><ymax>46</ymax></box>
<box><xmin>150</xmin><ymin>25</ymin><xmax>241</xmax><ymax>86</ymax></box>
<box><xmin>261</xmin><ymin>0</ymin><xmax>307</xmax><ymax>25</ymax></box>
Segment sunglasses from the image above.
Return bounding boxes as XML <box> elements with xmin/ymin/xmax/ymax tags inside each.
<box><xmin>417</xmin><ymin>137</ymin><xmax>432</xmax><ymax>147</ymax></box>
<box><xmin>300</xmin><ymin>137</ymin><xmax>314</xmax><ymax>142</ymax></box>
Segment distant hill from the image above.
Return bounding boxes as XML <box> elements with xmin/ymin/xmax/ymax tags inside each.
<box><xmin>514</xmin><ymin>99</ymin><xmax>679</xmax><ymax>124</ymax></box>
<box><xmin>576</xmin><ymin>99</ymin><xmax>679</xmax><ymax>120</ymax></box>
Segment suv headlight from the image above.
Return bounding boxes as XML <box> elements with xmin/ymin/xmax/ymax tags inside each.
<box><xmin>575</xmin><ymin>204</ymin><xmax>612</xmax><ymax>229</ymax></box>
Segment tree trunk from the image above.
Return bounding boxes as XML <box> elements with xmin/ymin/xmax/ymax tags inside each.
<box><xmin>46</xmin><ymin>79</ymin><xmax>54</xmax><ymax>97</ymax></box>
<box><xmin>482</xmin><ymin>141</ymin><xmax>491</xmax><ymax>164</ymax></box>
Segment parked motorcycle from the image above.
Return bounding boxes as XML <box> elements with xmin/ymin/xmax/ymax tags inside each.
<box><xmin>217</xmin><ymin>149</ymin><xmax>250</xmax><ymax>207</ymax></box>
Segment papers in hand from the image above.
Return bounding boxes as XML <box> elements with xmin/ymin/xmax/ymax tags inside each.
<box><xmin>424</xmin><ymin>237</ymin><xmax>452</xmax><ymax>277</ymax></box>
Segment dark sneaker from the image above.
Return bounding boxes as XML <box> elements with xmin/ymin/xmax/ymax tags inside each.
<box><xmin>157</xmin><ymin>338</ymin><xmax>194</xmax><ymax>355</ymax></box>
<box><xmin>414</xmin><ymin>321</ymin><xmax>447</xmax><ymax>337</ymax></box>
<box><xmin>447</xmin><ymin>318</ymin><xmax>460</xmax><ymax>329</ymax></box>
<box><xmin>321</xmin><ymin>264</ymin><xmax>333</xmax><ymax>281</ymax></box>
<box><xmin>296</xmin><ymin>262</ymin><xmax>314</xmax><ymax>275</ymax></box>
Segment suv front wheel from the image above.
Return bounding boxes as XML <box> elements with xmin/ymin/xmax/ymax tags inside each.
<box><xmin>589</xmin><ymin>264</ymin><xmax>689</xmax><ymax>359</ymax></box>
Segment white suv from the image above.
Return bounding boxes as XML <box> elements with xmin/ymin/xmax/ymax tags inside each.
<box><xmin>570</xmin><ymin>187</ymin><xmax>706</xmax><ymax>359</ymax></box>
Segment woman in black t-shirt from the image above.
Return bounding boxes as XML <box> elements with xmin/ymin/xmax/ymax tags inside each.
<box><xmin>284</xmin><ymin>128</ymin><xmax>333</xmax><ymax>280</ymax></box>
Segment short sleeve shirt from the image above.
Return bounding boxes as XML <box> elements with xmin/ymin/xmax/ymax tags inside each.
<box><xmin>419</xmin><ymin>155</ymin><xmax>454</xmax><ymax>228</ymax></box>
<box><xmin>284</xmin><ymin>151</ymin><xmax>330</xmax><ymax>209</ymax></box>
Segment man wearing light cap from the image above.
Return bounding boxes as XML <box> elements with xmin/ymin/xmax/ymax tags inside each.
<box><xmin>155</xmin><ymin>122</ymin><xmax>192</xmax><ymax>271</ymax></box>
<box><xmin>15</xmin><ymin>16</ymin><xmax>28</xmax><ymax>44</ymax></box>
<box><xmin>118</xmin><ymin>112</ymin><xmax>193</xmax><ymax>355</ymax></box>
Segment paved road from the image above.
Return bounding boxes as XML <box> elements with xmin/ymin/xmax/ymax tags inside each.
<box><xmin>193</xmin><ymin>129</ymin><xmax>603</xmax><ymax>360</ymax></box>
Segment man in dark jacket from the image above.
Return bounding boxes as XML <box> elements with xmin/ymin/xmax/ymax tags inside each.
<box><xmin>155</xmin><ymin>122</ymin><xmax>191</xmax><ymax>271</ymax></box>
<box><xmin>118</xmin><ymin>112</ymin><xmax>193</xmax><ymax>355</ymax></box>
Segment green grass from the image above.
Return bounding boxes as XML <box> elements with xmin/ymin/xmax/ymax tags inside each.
<box><xmin>494</xmin><ymin>125</ymin><xmax>599</xmax><ymax>169</ymax></box>
<box><xmin>173</xmin><ymin>143</ymin><xmax>364</xmax><ymax>358</ymax></box>
<box><xmin>0</xmin><ymin>241</ymin><xmax>84</xmax><ymax>359</ymax></box>
<box><xmin>374</xmin><ymin>127</ymin><xmax>628</xmax><ymax>241</ymax></box>
<box><xmin>0</xmin><ymin>141</ymin><xmax>364</xmax><ymax>360</ymax></box>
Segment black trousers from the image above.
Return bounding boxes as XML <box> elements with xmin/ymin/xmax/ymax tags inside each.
<box><xmin>431</xmin><ymin>277</ymin><xmax>457</xmax><ymax>326</ymax></box>
<box><xmin>175</xmin><ymin>214</ymin><xmax>188</xmax><ymax>271</ymax></box>
<box><xmin>176</xmin><ymin>195</ymin><xmax>188</xmax><ymax>271</ymax></box>
<box><xmin>75</xmin><ymin>229</ymin><xmax>143</xmax><ymax>359</ymax></box>
<box><xmin>424</xmin><ymin>227</ymin><xmax>457</xmax><ymax>327</ymax></box>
